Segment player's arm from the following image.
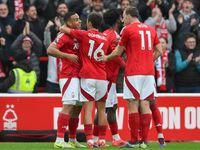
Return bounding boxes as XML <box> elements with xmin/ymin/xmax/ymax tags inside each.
<box><xmin>47</xmin><ymin>43</ymin><xmax>79</xmax><ymax>63</ymax></box>
<box><xmin>103</xmin><ymin>45</ymin><xmax>125</xmax><ymax>62</ymax></box>
<box><xmin>153</xmin><ymin>43</ymin><xmax>163</xmax><ymax>61</ymax></box>
<box><xmin>59</xmin><ymin>25</ymin><xmax>71</xmax><ymax>35</ymax></box>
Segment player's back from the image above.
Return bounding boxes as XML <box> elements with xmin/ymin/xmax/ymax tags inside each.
<box><xmin>79</xmin><ymin>30</ymin><xmax>109</xmax><ymax>80</ymax></box>
<box><xmin>120</xmin><ymin>22</ymin><xmax>160</xmax><ymax>76</ymax></box>
<box><xmin>103</xmin><ymin>29</ymin><xmax>122</xmax><ymax>83</ymax></box>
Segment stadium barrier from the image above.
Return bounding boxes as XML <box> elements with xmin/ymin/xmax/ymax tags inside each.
<box><xmin>0</xmin><ymin>93</ymin><xmax>200</xmax><ymax>142</ymax></box>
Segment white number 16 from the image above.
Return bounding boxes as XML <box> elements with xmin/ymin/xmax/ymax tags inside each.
<box><xmin>88</xmin><ymin>39</ymin><xmax>104</xmax><ymax>61</ymax></box>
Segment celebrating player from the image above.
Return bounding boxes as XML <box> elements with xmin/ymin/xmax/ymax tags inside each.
<box><xmin>60</xmin><ymin>12</ymin><xmax>112</xmax><ymax>148</ymax></box>
<box><xmin>103</xmin><ymin>6</ymin><xmax>163</xmax><ymax>148</ymax></box>
<box><xmin>47</xmin><ymin>12</ymin><xmax>85</xmax><ymax>148</ymax></box>
<box><xmin>92</xmin><ymin>8</ymin><xmax>127</xmax><ymax>147</ymax></box>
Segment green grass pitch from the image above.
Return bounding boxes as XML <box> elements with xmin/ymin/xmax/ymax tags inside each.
<box><xmin>0</xmin><ymin>142</ymin><xmax>200</xmax><ymax>150</ymax></box>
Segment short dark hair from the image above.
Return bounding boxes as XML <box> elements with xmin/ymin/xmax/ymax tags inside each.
<box><xmin>64</xmin><ymin>12</ymin><xmax>76</xmax><ymax>23</ymax></box>
<box><xmin>120</xmin><ymin>0</ymin><xmax>131</xmax><ymax>5</ymax></box>
<box><xmin>184</xmin><ymin>32</ymin><xmax>196</xmax><ymax>41</ymax></box>
<box><xmin>183</xmin><ymin>0</ymin><xmax>194</xmax><ymax>4</ymax></box>
<box><xmin>160</xmin><ymin>36</ymin><xmax>168</xmax><ymax>44</ymax></box>
<box><xmin>88</xmin><ymin>12</ymin><xmax>102</xmax><ymax>29</ymax></box>
<box><xmin>124</xmin><ymin>6</ymin><xmax>139</xmax><ymax>18</ymax></box>
<box><xmin>103</xmin><ymin>9</ymin><xmax>121</xmax><ymax>26</ymax></box>
<box><xmin>57</xmin><ymin>2</ymin><xmax>68</xmax><ymax>9</ymax></box>
<box><xmin>24</xmin><ymin>4</ymin><xmax>35</xmax><ymax>12</ymax></box>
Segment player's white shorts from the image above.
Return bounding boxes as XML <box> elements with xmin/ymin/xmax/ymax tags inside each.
<box><xmin>124</xmin><ymin>75</ymin><xmax>154</xmax><ymax>100</ymax></box>
<box><xmin>106</xmin><ymin>81</ymin><xmax>117</xmax><ymax>108</ymax></box>
<box><xmin>80</xmin><ymin>78</ymin><xmax>107</xmax><ymax>102</ymax></box>
<box><xmin>154</xmin><ymin>79</ymin><xmax>158</xmax><ymax>98</ymax></box>
<box><xmin>59</xmin><ymin>78</ymin><xmax>82</xmax><ymax>105</ymax></box>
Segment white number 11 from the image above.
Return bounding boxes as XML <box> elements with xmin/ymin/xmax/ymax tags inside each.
<box><xmin>139</xmin><ymin>30</ymin><xmax>152</xmax><ymax>50</ymax></box>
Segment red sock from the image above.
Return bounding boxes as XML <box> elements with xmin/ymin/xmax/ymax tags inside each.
<box><xmin>141</xmin><ymin>114</ymin><xmax>151</xmax><ymax>142</ymax></box>
<box><xmin>69</xmin><ymin>117</ymin><xmax>79</xmax><ymax>139</ymax></box>
<box><xmin>129</xmin><ymin>113</ymin><xmax>140</xmax><ymax>143</ymax></box>
<box><xmin>99</xmin><ymin>125</ymin><xmax>107</xmax><ymax>140</ymax></box>
<box><xmin>84</xmin><ymin>124</ymin><xmax>93</xmax><ymax>141</ymax></box>
<box><xmin>150</xmin><ymin>103</ymin><xmax>163</xmax><ymax>134</ymax></box>
<box><xmin>138</xmin><ymin>111</ymin><xmax>142</xmax><ymax>140</ymax></box>
<box><xmin>57</xmin><ymin>112</ymin><xmax>70</xmax><ymax>138</ymax></box>
<box><xmin>109</xmin><ymin>123</ymin><xmax>118</xmax><ymax>135</ymax></box>
<box><xmin>93</xmin><ymin>125</ymin><xmax>99</xmax><ymax>136</ymax></box>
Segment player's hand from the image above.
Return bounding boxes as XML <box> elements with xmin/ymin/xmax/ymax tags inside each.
<box><xmin>114</xmin><ymin>37</ymin><xmax>120</xmax><ymax>46</ymax></box>
<box><xmin>102</xmin><ymin>55</ymin><xmax>109</xmax><ymax>62</ymax></box>
<box><xmin>59</xmin><ymin>25</ymin><xmax>67</xmax><ymax>33</ymax></box>
<box><xmin>68</xmin><ymin>54</ymin><xmax>79</xmax><ymax>63</ymax></box>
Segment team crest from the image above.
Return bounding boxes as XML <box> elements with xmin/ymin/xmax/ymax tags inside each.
<box><xmin>71</xmin><ymin>92</ymin><xmax>75</xmax><ymax>98</ymax></box>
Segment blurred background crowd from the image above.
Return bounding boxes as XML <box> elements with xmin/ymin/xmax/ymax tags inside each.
<box><xmin>0</xmin><ymin>0</ymin><xmax>200</xmax><ymax>93</ymax></box>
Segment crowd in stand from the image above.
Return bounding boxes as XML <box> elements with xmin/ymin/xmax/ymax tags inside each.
<box><xmin>0</xmin><ymin>0</ymin><xmax>200</xmax><ymax>93</ymax></box>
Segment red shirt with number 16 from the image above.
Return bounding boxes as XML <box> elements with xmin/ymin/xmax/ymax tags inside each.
<box><xmin>70</xmin><ymin>29</ymin><xmax>111</xmax><ymax>80</ymax></box>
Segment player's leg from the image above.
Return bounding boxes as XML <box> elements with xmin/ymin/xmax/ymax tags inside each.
<box><xmin>107</xmin><ymin>104</ymin><xmax>126</xmax><ymax>146</ymax></box>
<box><xmin>68</xmin><ymin>105</ymin><xmax>86</xmax><ymax>147</ymax></box>
<box><xmin>126</xmin><ymin>99</ymin><xmax>140</xmax><ymax>148</ymax></box>
<box><xmin>93</xmin><ymin>112</ymin><xmax>99</xmax><ymax>145</ymax></box>
<box><xmin>54</xmin><ymin>78</ymin><xmax>78</xmax><ymax>148</ymax></box>
<box><xmin>139</xmin><ymin>100</ymin><xmax>151</xmax><ymax>148</ymax></box>
<box><xmin>96</xmin><ymin>101</ymin><xmax>107</xmax><ymax>147</ymax></box>
<box><xmin>54</xmin><ymin>104</ymin><xmax>75</xmax><ymax>148</ymax></box>
<box><xmin>95</xmin><ymin>79</ymin><xmax>108</xmax><ymax>148</ymax></box>
<box><xmin>150</xmin><ymin>99</ymin><xmax>166</xmax><ymax>146</ymax></box>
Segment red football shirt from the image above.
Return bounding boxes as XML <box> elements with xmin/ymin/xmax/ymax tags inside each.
<box><xmin>103</xmin><ymin>29</ymin><xmax>123</xmax><ymax>83</ymax></box>
<box><xmin>70</xmin><ymin>29</ymin><xmax>110</xmax><ymax>80</ymax></box>
<box><xmin>119</xmin><ymin>22</ymin><xmax>160</xmax><ymax>76</ymax></box>
<box><xmin>53</xmin><ymin>32</ymin><xmax>80</xmax><ymax>78</ymax></box>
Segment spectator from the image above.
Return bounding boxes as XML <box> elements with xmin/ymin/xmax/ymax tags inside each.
<box><xmin>172</xmin><ymin>0</ymin><xmax>199</xmax><ymax>14</ymax></box>
<box><xmin>155</xmin><ymin>37</ymin><xmax>176</xmax><ymax>93</ymax></box>
<box><xmin>6</xmin><ymin>0</ymin><xmax>30</xmax><ymax>19</ymax></box>
<box><xmin>11</xmin><ymin>22</ymin><xmax>42</xmax><ymax>87</ymax></box>
<box><xmin>138</xmin><ymin>0</ymin><xmax>170</xmax><ymax>22</ymax></box>
<box><xmin>0</xmin><ymin>51</ymin><xmax>37</xmax><ymax>93</ymax></box>
<box><xmin>44</xmin><ymin>20</ymin><xmax>60</xmax><ymax>93</ymax></box>
<box><xmin>175</xmin><ymin>32</ymin><xmax>200</xmax><ymax>93</ymax></box>
<box><xmin>0</xmin><ymin>37</ymin><xmax>9</xmax><ymax>86</ymax></box>
<box><xmin>144</xmin><ymin>4</ymin><xmax>176</xmax><ymax>50</ymax></box>
<box><xmin>62</xmin><ymin>0</ymin><xmax>84</xmax><ymax>16</ymax></box>
<box><xmin>172</xmin><ymin>0</ymin><xmax>199</xmax><ymax>51</ymax></box>
<box><xmin>80</xmin><ymin>0</ymin><xmax>107</xmax><ymax>32</ymax></box>
<box><xmin>0</xmin><ymin>3</ymin><xmax>16</xmax><ymax>56</ymax></box>
<box><xmin>104</xmin><ymin>0</ymin><xmax>118</xmax><ymax>9</ymax></box>
<box><xmin>12</xmin><ymin>4</ymin><xmax>46</xmax><ymax>45</ymax></box>
<box><xmin>50</xmin><ymin>2</ymin><xmax>69</xmax><ymax>40</ymax></box>
<box><xmin>34</xmin><ymin>0</ymin><xmax>59</xmax><ymax>23</ymax></box>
